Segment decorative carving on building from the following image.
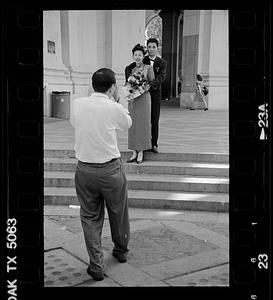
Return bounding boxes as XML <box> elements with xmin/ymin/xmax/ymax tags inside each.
<box><xmin>145</xmin><ymin>14</ymin><xmax>162</xmax><ymax>56</ymax></box>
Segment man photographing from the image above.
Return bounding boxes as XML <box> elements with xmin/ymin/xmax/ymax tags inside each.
<box><xmin>71</xmin><ymin>68</ymin><xmax>132</xmax><ymax>281</ymax></box>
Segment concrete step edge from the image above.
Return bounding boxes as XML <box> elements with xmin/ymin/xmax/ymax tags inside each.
<box><xmin>44</xmin><ymin>149</ymin><xmax>229</xmax><ymax>163</ymax></box>
<box><xmin>44</xmin><ymin>157</ymin><xmax>229</xmax><ymax>169</ymax></box>
<box><xmin>43</xmin><ymin>171</ymin><xmax>229</xmax><ymax>183</ymax></box>
<box><xmin>44</xmin><ymin>165</ymin><xmax>229</xmax><ymax>177</ymax></box>
<box><xmin>44</xmin><ymin>187</ymin><xmax>228</xmax><ymax>201</ymax></box>
<box><xmin>44</xmin><ymin>160</ymin><xmax>229</xmax><ymax>177</ymax></box>
<box><xmin>44</xmin><ymin>188</ymin><xmax>229</xmax><ymax>212</ymax></box>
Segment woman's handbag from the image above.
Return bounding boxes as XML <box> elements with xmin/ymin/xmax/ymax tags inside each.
<box><xmin>202</xmin><ymin>85</ymin><xmax>208</xmax><ymax>96</ymax></box>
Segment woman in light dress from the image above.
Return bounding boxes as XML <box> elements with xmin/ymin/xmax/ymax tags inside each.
<box><xmin>190</xmin><ymin>74</ymin><xmax>208</xmax><ymax>111</ymax></box>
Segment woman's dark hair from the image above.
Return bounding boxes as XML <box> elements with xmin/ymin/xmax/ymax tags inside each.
<box><xmin>92</xmin><ymin>68</ymin><xmax>116</xmax><ymax>93</ymax></box>
<box><xmin>196</xmin><ymin>74</ymin><xmax>203</xmax><ymax>81</ymax></box>
<box><xmin>147</xmin><ymin>38</ymin><xmax>159</xmax><ymax>47</ymax></box>
<box><xmin>132</xmin><ymin>44</ymin><xmax>146</xmax><ymax>55</ymax></box>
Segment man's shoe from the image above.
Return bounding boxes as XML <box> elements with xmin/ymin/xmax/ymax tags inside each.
<box><xmin>112</xmin><ymin>251</ymin><xmax>127</xmax><ymax>263</ymax></box>
<box><xmin>151</xmin><ymin>146</ymin><xmax>158</xmax><ymax>153</ymax></box>
<box><xmin>87</xmin><ymin>266</ymin><xmax>104</xmax><ymax>281</ymax></box>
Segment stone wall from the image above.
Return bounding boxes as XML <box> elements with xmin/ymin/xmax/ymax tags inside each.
<box><xmin>43</xmin><ymin>10</ymin><xmax>145</xmax><ymax>117</ymax></box>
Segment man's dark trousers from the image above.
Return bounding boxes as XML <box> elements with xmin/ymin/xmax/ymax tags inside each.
<box><xmin>75</xmin><ymin>158</ymin><xmax>130</xmax><ymax>273</ymax></box>
<box><xmin>150</xmin><ymin>89</ymin><xmax>161</xmax><ymax>148</ymax></box>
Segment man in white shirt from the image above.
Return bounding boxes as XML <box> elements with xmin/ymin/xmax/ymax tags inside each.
<box><xmin>71</xmin><ymin>68</ymin><xmax>132</xmax><ymax>281</ymax></box>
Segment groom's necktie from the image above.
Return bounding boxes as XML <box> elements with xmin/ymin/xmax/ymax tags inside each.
<box><xmin>149</xmin><ymin>57</ymin><xmax>155</xmax><ymax>67</ymax></box>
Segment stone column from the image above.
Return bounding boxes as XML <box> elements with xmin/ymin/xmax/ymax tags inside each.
<box><xmin>207</xmin><ymin>10</ymin><xmax>228</xmax><ymax>110</ymax></box>
<box><xmin>180</xmin><ymin>10</ymin><xmax>228</xmax><ymax>110</ymax></box>
<box><xmin>111</xmin><ymin>10</ymin><xmax>146</xmax><ymax>108</ymax></box>
<box><xmin>197</xmin><ymin>10</ymin><xmax>211</xmax><ymax>80</ymax></box>
<box><xmin>180</xmin><ymin>10</ymin><xmax>200</xmax><ymax>108</ymax></box>
<box><xmin>66</xmin><ymin>10</ymin><xmax>98</xmax><ymax>98</ymax></box>
<box><xmin>77</xmin><ymin>10</ymin><xmax>146</xmax><ymax>108</ymax></box>
<box><xmin>111</xmin><ymin>10</ymin><xmax>146</xmax><ymax>77</ymax></box>
<box><xmin>43</xmin><ymin>11</ymin><xmax>72</xmax><ymax>117</ymax></box>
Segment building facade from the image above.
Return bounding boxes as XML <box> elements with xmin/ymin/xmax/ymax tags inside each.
<box><xmin>43</xmin><ymin>10</ymin><xmax>228</xmax><ymax>117</ymax></box>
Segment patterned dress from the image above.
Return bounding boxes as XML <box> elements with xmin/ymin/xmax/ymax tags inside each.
<box><xmin>126</xmin><ymin>64</ymin><xmax>154</xmax><ymax>151</ymax></box>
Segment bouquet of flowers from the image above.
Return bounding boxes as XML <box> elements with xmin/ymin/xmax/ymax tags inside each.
<box><xmin>123</xmin><ymin>70</ymin><xmax>148</xmax><ymax>103</ymax></box>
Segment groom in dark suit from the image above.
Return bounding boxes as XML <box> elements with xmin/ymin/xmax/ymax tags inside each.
<box><xmin>143</xmin><ymin>38</ymin><xmax>167</xmax><ymax>153</ymax></box>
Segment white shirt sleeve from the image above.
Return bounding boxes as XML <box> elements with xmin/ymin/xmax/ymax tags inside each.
<box><xmin>114</xmin><ymin>103</ymin><xmax>132</xmax><ymax>131</ymax></box>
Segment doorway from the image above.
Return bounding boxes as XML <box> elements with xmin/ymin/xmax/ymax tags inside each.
<box><xmin>159</xmin><ymin>10</ymin><xmax>183</xmax><ymax>106</ymax></box>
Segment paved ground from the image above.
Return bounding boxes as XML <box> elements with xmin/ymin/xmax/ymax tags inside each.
<box><xmin>44</xmin><ymin>206</ymin><xmax>229</xmax><ymax>287</ymax></box>
<box><xmin>44</xmin><ymin>106</ymin><xmax>229</xmax><ymax>154</ymax></box>
<box><xmin>44</xmin><ymin>106</ymin><xmax>229</xmax><ymax>287</ymax></box>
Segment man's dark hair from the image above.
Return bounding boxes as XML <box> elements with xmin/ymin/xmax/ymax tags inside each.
<box><xmin>92</xmin><ymin>68</ymin><xmax>116</xmax><ymax>93</ymax></box>
<box><xmin>132</xmin><ymin>44</ymin><xmax>147</xmax><ymax>55</ymax></box>
<box><xmin>146</xmin><ymin>38</ymin><xmax>159</xmax><ymax>47</ymax></box>
<box><xmin>196</xmin><ymin>74</ymin><xmax>203</xmax><ymax>81</ymax></box>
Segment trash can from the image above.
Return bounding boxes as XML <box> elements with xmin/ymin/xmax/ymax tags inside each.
<box><xmin>51</xmin><ymin>91</ymin><xmax>70</xmax><ymax>119</ymax></box>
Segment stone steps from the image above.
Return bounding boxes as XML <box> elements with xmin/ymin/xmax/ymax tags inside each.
<box><xmin>44</xmin><ymin>187</ymin><xmax>228</xmax><ymax>212</ymax></box>
<box><xmin>44</xmin><ymin>157</ymin><xmax>229</xmax><ymax>177</ymax></box>
<box><xmin>44</xmin><ymin>171</ymin><xmax>228</xmax><ymax>193</ymax></box>
<box><xmin>43</xmin><ymin>149</ymin><xmax>229</xmax><ymax>212</ymax></box>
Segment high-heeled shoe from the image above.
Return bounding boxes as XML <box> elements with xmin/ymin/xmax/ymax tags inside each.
<box><xmin>136</xmin><ymin>152</ymin><xmax>143</xmax><ymax>164</ymax></box>
<box><xmin>127</xmin><ymin>152</ymin><xmax>137</xmax><ymax>163</ymax></box>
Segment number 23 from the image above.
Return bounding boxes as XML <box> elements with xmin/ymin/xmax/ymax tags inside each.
<box><xmin>258</xmin><ymin>254</ymin><xmax>268</xmax><ymax>269</ymax></box>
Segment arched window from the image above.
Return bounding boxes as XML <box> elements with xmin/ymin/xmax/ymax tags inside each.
<box><xmin>145</xmin><ymin>15</ymin><xmax>162</xmax><ymax>57</ymax></box>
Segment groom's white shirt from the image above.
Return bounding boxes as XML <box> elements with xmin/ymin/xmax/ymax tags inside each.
<box><xmin>148</xmin><ymin>55</ymin><xmax>158</xmax><ymax>67</ymax></box>
<box><xmin>70</xmin><ymin>92</ymin><xmax>132</xmax><ymax>163</ymax></box>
